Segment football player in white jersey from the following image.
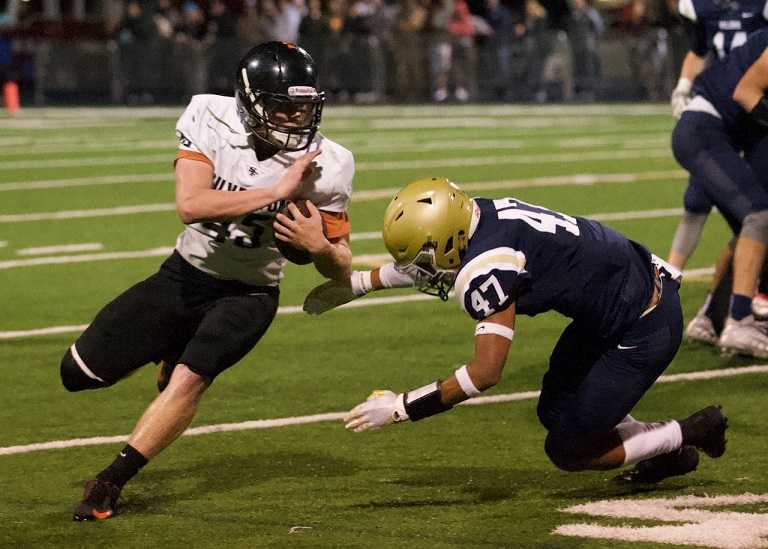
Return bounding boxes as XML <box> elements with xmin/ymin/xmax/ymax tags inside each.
<box><xmin>62</xmin><ymin>42</ymin><xmax>355</xmax><ymax>521</ymax></box>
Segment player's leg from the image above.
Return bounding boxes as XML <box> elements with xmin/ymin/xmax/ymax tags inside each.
<box><xmin>668</xmin><ymin>180</ymin><xmax>711</xmax><ymax>270</ymax></box>
<box><xmin>60</xmin><ymin>264</ymin><xmax>194</xmax><ymax>393</ymax></box>
<box><xmin>74</xmin><ymin>288</ymin><xmax>279</xmax><ymax>521</ymax></box>
<box><xmin>539</xmin><ymin>277</ymin><xmax>726</xmax><ymax>476</ymax></box>
<box><xmin>673</xmin><ymin>112</ymin><xmax>768</xmax><ymax>356</ymax></box>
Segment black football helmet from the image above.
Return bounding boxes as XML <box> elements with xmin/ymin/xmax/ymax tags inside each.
<box><xmin>235</xmin><ymin>41</ymin><xmax>325</xmax><ymax>152</ymax></box>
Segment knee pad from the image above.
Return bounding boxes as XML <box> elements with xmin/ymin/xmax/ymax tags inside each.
<box><xmin>60</xmin><ymin>347</ymin><xmax>106</xmax><ymax>392</ymax></box>
<box><xmin>742</xmin><ymin>210</ymin><xmax>768</xmax><ymax>243</ymax></box>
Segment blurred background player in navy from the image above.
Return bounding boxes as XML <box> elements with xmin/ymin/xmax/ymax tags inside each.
<box><xmin>672</xmin><ymin>28</ymin><xmax>768</xmax><ymax>358</ymax></box>
<box><xmin>667</xmin><ymin>0</ymin><xmax>768</xmax><ymax>345</ymax></box>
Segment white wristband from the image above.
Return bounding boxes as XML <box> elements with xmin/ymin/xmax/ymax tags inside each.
<box><xmin>379</xmin><ymin>262</ymin><xmax>416</xmax><ymax>288</ymax></box>
<box><xmin>475</xmin><ymin>322</ymin><xmax>515</xmax><ymax>340</ymax></box>
<box><xmin>393</xmin><ymin>392</ymin><xmax>409</xmax><ymax>422</ymax></box>
<box><xmin>455</xmin><ymin>365</ymin><xmax>481</xmax><ymax>397</ymax></box>
<box><xmin>350</xmin><ymin>270</ymin><xmax>373</xmax><ymax>296</ymax></box>
<box><xmin>674</xmin><ymin>77</ymin><xmax>692</xmax><ymax>95</ymax></box>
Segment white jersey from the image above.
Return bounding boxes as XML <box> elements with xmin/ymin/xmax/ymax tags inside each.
<box><xmin>174</xmin><ymin>94</ymin><xmax>354</xmax><ymax>286</ymax></box>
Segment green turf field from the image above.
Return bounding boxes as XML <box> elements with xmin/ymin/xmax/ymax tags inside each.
<box><xmin>1</xmin><ymin>104</ymin><xmax>766</xmax><ymax>549</ymax></box>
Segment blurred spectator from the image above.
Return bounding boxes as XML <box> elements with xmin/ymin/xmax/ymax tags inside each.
<box><xmin>622</xmin><ymin>0</ymin><xmax>671</xmax><ymax>100</ymax></box>
<box><xmin>392</xmin><ymin>0</ymin><xmax>428</xmax><ymax>101</ymax></box>
<box><xmin>347</xmin><ymin>0</ymin><xmax>387</xmax><ymax>101</ymax></box>
<box><xmin>174</xmin><ymin>1</ymin><xmax>213</xmax><ymax>99</ymax></box>
<box><xmin>262</xmin><ymin>0</ymin><xmax>304</xmax><ymax>43</ymax></box>
<box><xmin>299</xmin><ymin>0</ymin><xmax>330</xmax><ymax>79</ymax></box>
<box><xmin>521</xmin><ymin>0</ymin><xmax>551</xmax><ymax>102</ymax></box>
<box><xmin>447</xmin><ymin>0</ymin><xmax>476</xmax><ymax>101</ymax></box>
<box><xmin>324</xmin><ymin>0</ymin><xmax>354</xmax><ymax>99</ymax></box>
<box><xmin>484</xmin><ymin>0</ymin><xmax>515</xmax><ymax>100</ymax></box>
<box><xmin>117</xmin><ymin>0</ymin><xmax>157</xmax><ymax>104</ymax></box>
<box><xmin>427</xmin><ymin>0</ymin><xmax>453</xmax><ymax>101</ymax></box>
<box><xmin>568</xmin><ymin>0</ymin><xmax>603</xmax><ymax>100</ymax></box>
<box><xmin>239</xmin><ymin>0</ymin><xmax>268</xmax><ymax>46</ymax></box>
<box><xmin>208</xmin><ymin>0</ymin><xmax>240</xmax><ymax>94</ymax></box>
<box><xmin>154</xmin><ymin>0</ymin><xmax>180</xmax><ymax>39</ymax></box>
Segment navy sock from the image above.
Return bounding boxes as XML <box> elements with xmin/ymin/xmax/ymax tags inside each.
<box><xmin>730</xmin><ymin>294</ymin><xmax>753</xmax><ymax>321</ymax></box>
<box><xmin>96</xmin><ymin>444</ymin><xmax>148</xmax><ymax>488</ymax></box>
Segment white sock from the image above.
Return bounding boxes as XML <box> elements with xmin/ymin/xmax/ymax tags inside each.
<box><xmin>616</xmin><ymin>420</ymin><xmax>683</xmax><ymax>466</ymax></box>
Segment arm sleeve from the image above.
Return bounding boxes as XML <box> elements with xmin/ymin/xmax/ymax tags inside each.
<box><xmin>684</xmin><ymin>20</ymin><xmax>709</xmax><ymax>57</ymax></box>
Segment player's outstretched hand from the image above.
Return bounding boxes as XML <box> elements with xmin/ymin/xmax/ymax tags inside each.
<box><xmin>275</xmin><ymin>149</ymin><xmax>322</xmax><ymax>200</ymax></box>
<box><xmin>303</xmin><ymin>279</ymin><xmax>358</xmax><ymax>315</ymax></box>
<box><xmin>343</xmin><ymin>390</ymin><xmax>408</xmax><ymax>432</ymax></box>
<box><xmin>303</xmin><ymin>270</ymin><xmax>376</xmax><ymax>315</ymax></box>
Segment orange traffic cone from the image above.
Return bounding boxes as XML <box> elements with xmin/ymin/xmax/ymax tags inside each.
<box><xmin>3</xmin><ymin>81</ymin><xmax>20</xmax><ymax>115</ymax></box>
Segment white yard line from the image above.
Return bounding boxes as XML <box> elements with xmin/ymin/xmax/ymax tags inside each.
<box><xmin>0</xmin><ymin>173</ymin><xmax>171</xmax><ymax>193</ymax></box>
<box><xmin>0</xmin><ymin>363</ymin><xmax>764</xmax><ymax>457</ymax></box>
<box><xmin>0</xmin><ymin>148</ymin><xmax>672</xmax><ymax>172</ymax></box>
<box><xmin>0</xmin><ymin>136</ymin><xmax>669</xmax><ymax>157</ymax></box>
<box><xmin>0</xmin><ymin>204</ymin><xmax>177</xmax><ymax>223</ymax></box>
<box><xmin>16</xmin><ymin>243</ymin><xmax>104</xmax><ymax>256</ymax></box>
<box><xmin>0</xmin><ymin>262</ymin><xmax>713</xmax><ymax>340</ymax></box>
<box><xmin>0</xmin><ymin>154</ymin><xmax>170</xmax><ymax>171</ymax></box>
<box><xmin>0</xmin><ymin>293</ymin><xmax>434</xmax><ymax>340</ymax></box>
<box><xmin>0</xmin><ymin>169</ymin><xmax>684</xmax><ymax>195</ymax></box>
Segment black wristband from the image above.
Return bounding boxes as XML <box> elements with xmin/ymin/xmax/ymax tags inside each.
<box><xmin>404</xmin><ymin>381</ymin><xmax>452</xmax><ymax>421</ymax></box>
<box><xmin>748</xmin><ymin>96</ymin><xmax>768</xmax><ymax>129</ymax></box>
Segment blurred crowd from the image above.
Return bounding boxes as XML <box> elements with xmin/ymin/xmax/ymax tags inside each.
<box><xmin>102</xmin><ymin>0</ymin><xmax>683</xmax><ymax>103</ymax></box>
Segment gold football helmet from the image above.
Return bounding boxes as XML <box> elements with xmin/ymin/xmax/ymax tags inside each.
<box><xmin>383</xmin><ymin>177</ymin><xmax>473</xmax><ymax>300</ymax></box>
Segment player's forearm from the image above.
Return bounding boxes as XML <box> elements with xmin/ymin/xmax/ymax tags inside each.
<box><xmin>733</xmin><ymin>51</ymin><xmax>768</xmax><ymax>112</ymax></box>
<box><xmin>312</xmin><ymin>241</ymin><xmax>352</xmax><ymax>281</ymax></box>
<box><xmin>679</xmin><ymin>51</ymin><xmax>705</xmax><ymax>83</ymax></box>
<box><xmin>176</xmin><ymin>188</ymin><xmax>280</xmax><ymax>224</ymax></box>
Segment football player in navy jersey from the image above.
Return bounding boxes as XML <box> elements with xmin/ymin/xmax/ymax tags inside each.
<box><xmin>305</xmin><ymin>178</ymin><xmax>728</xmax><ymax>484</ymax></box>
<box><xmin>669</xmin><ymin>0</ymin><xmax>768</xmax><ymax>343</ymax></box>
<box><xmin>672</xmin><ymin>28</ymin><xmax>768</xmax><ymax>357</ymax></box>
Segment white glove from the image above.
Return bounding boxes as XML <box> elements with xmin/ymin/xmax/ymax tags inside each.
<box><xmin>343</xmin><ymin>390</ymin><xmax>409</xmax><ymax>432</ymax></box>
<box><xmin>671</xmin><ymin>78</ymin><xmax>692</xmax><ymax>119</ymax></box>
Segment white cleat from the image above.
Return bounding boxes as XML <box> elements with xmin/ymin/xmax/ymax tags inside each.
<box><xmin>752</xmin><ymin>293</ymin><xmax>768</xmax><ymax>319</ymax></box>
<box><xmin>718</xmin><ymin>315</ymin><xmax>768</xmax><ymax>358</ymax></box>
<box><xmin>685</xmin><ymin>312</ymin><xmax>718</xmax><ymax>345</ymax></box>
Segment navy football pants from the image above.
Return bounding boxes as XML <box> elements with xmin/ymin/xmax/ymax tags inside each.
<box><xmin>537</xmin><ymin>277</ymin><xmax>683</xmax><ymax>436</ymax></box>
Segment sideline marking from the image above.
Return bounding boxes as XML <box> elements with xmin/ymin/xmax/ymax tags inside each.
<box><xmin>0</xmin><ymin>364</ymin><xmax>765</xmax><ymax>457</ymax></box>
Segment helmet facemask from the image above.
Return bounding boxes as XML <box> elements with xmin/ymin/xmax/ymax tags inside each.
<box><xmin>396</xmin><ymin>244</ymin><xmax>457</xmax><ymax>301</ymax></box>
<box><xmin>236</xmin><ymin>83</ymin><xmax>325</xmax><ymax>152</ymax></box>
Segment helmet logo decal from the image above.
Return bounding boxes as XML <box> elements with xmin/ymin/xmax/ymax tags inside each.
<box><xmin>288</xmin><ymin>86</ymin><xmax>318</xmax><ymax>97</ymax></box>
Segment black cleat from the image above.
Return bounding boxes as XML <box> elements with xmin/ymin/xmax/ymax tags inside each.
<box><xmin>679</xmin><ymin>405</ymin><xmax>728</xmax><ymax>458</ymax></box>
<box><xmin>614</xmin><ymin>445</ymin><xmax>700</xmax><ymax>484</ymax></box>
<box><xmin>156</xmin><ymin>360</ymin><xmax>176</xmax><ymax>392</ymax></box>
<box><xmin>73</xmin><ymin>479</ymin><xmax>122</xmax><ymax>521</ymax></box>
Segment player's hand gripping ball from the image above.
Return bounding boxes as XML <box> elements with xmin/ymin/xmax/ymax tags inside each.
<box><xmin>274</xmin><ymin>200</ymin><xmax>327</xmax><ymax>265</ymax></box>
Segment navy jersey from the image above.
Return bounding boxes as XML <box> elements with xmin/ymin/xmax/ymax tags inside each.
<box><xmin>679</xmin><ymin>0</ymin><xmax>768</xmax><ymax>58</ymax></box>
<box><xmin>454</xmin><ymin>198</ymin><xmax>654</xmax><ymax>340</ymax></box>
<box><xmin>694</xmin><ymin>28</ymin><xmax>768</xmax><ymax>129</ymax></box>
